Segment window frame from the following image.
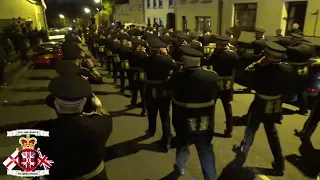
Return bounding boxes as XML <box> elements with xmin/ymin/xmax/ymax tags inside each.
<box><xmin>153</xmin><ymin>0</ymin><xmax>157</xmax><ymax>8</ymax></box>
<box><xmin>233</xmin><ymin>3</ymin><xmax>257</xmax><ymax>31</ymax></box>
<box><xmin>159</xmin><ymin>0</ymin><xmax>163</xmax><ymax>8</ymax></box>
<box><xmin>195</xmin><ymin>16</ymin><xmax>211</xmax><ymax>32</ymax></box>
<box><xmin>169</xmin><ymin>0</ymin><xmax>174</xmax><ymax>8</ymax></box>
<box><xmin>147</xmin><ymin>0</ymin><xmax>150</xmax><ymax>8</ymax></box>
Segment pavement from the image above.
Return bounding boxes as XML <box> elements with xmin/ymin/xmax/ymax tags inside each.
<box><xmin>0</xmin><ymin>63</ymin><xmax>319</xmax><ymax>180</ymax></box>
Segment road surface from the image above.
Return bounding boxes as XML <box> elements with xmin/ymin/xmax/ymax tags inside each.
<box><xmin>0</xmin><ymin>65</ymin><xmax>319</xmax><ymax>180</ymax></box>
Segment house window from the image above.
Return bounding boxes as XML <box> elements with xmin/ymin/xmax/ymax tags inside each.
<box><xmin>169</xmin><ymin>0</ymin><xmax>174</xmax><ymax>7</ymax></box>
<box><xmin>138</xmin><ymin>0</ymin><xmax>142</xmax><ymax>9</ymax></box>
<box><xmin>147</xmin><ymin>0</ymin><xmax>150</xmax><ymax>8</ymax></box>
<box><xmin>234</xmin><ymin>3</ymin><xmax>257</xmax><ymax>31</ymax></box>
<box><xmin>153</xmin><ymin>0</ymin><xmax>157</xmax><ymax>8</ymax></box>
<box><xmin>182</xmin><ymin>16</ymin><xmax>187</xmax><ymax>32</ymax></box>
<box><xmin>154</xmin><ymin>18</ymin><xmax>158</xmax><ymax>25</ymax></box>
<box><xmin>159</xmin><ymin>18</ymin><xmax>164</xmax><ymax>26</ymax></box>
<box><xmin>195</xmin><ymin>16</ymin><xmax>211</xmax><ymax>31</ymax></box>
<box><xmin>159</xmin><ymin>0</ymin><xmax>163</xmax><ymax>8</ymax></box>
<box><xmin>147</xmin><ymin>17</ymin><xmax>151</xmax><ymax>25</ymax></box>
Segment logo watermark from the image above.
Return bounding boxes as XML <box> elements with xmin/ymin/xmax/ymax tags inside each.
<box><xmin>2</xmin><ymin>129</ymin><xmax>54</xmax><ymax>177</ymax></box>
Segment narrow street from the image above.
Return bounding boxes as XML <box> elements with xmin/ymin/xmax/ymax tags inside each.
<box><xmin>0</xmin><ymin>64</ymin><xmax>319</xmax><ymax>180</ymax></box>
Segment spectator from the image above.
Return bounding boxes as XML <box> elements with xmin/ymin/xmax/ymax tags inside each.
<box><xmin>276</xmin><ymin>29</ymin><xmax>283</xmax><ymax>37</ymax></box>
<box><xmin>288</xmin><ymin>23</ymin><xmax>303</xmax><ymax>35</ymax></box>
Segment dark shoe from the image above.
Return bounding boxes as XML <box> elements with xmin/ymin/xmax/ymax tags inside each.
<box><xmin>140</xmin><ymin>112</ymin><xmax>147</xmax><ymax>117</ymax></box>
<box><xmin>224</xmin><ymin>130</ymin><xmax>232</xmax><ymax>138</ymax></box>
<box><xmin>232</xmin><ymin>145</ymin><xmax>246</xmax><ymax>167</ymax></box>
<box><xmin>294</xmin><ymin>129</ymin><xmax>304</xmax><ymax>137</ymax></box>
<box><xmin>119</xmin><ymin>89</ymin><xmax>125</xmax><ymax>93</ymax></box>
<box><xmin>174</xmin><ymin>164</ymin><xmax>185</xmax><ymax>176</ymax></box>
<box><xmin>272</xmin><ymin>161</ymin><xmax>284</xmax><ymax>176</ymax></box>
<box><xmin>145</xmin><ymin>130</ymin><xmax>155</xmax><ymax>137</ymax></box>
<box><xmin>242</xmin><ymin>88</ymin><xmax>251</xmax><ymax>93</ymax></box>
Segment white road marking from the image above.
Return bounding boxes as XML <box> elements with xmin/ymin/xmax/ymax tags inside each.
<box><xmin>252</xmin><ymin>168</ymin><xmax>271</xmax><ymax>180</ymax></box>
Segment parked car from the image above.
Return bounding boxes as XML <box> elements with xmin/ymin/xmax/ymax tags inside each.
<box><xmin>27</xmin><ymin>42</ymin><xmax>62</xmax><ymax>68</ymax></box>
<box><xmin>48</xmin><ymin>29</ymin><xmax>67</xmax><ymax>42</ymax></box>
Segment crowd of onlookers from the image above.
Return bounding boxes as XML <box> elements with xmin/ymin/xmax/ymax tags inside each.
<box><xmin>0</xmin><ymin>23</ymin><xmax>48</xmax><ymax>87</ymax></box>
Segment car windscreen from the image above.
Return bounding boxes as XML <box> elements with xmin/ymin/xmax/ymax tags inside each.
<box><xmin>49</xmin><ymin>30</ymin><xmax>67</xmax><ymax>36</ymax></box>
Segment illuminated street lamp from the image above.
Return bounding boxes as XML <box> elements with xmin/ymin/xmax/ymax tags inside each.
<box><xmin>84</xmin><ymin>8</ymin><xmax>90</xmax><ymax>13</ymax></box>
<box><xmin>59</xmin><ymin>14</ymin><xmax>64</xmax><ymax>19</ymax></box>
<box><xmin>94</xmin><ymin>0</ymin><xmax>101</xmax><ymax>3</ymax></box>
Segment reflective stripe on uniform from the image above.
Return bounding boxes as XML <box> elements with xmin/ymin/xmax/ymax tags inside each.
<box><xmin>43</xmin><ymin>161</ymin><xmax>105</xmax><ymax>180</ymax></box>
<box><xmin>256</xmin><ymin>93</ymin><xmax>281</xmax><ymax>100</ymax></box>
<box><xmin>172</xmin><ymin>98</ymin><xmax>215</xmax><ymax>108</ymax></box>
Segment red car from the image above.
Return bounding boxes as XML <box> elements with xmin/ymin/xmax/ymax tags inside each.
<box><xmin>28</xmin><ymin>42</ymin><xmax>63</xmax><ymax>68</ymax></box>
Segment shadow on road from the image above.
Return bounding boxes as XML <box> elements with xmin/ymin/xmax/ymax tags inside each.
<box><xmin>0</xmin><ymin>120</ymin><xmax>42</xmax><ymax>134</ymax></box>
<box><xmin>25</xmin><ymin>76</ymin><xmax>54</xmax><ymax>80</ymax></box>
<box><xmin>1</xmin><ymin>99</ymin><xmax>45</xmax><ymax>106</ymax></box>
<box><xmin>233</xmin><ymin>116</ymin><xmax>248</xmax><ymax>126</ymax></box>
<box><xmin>109</xmin><ymin>106</ymin><xmax>136</xmax><ymax>117</ymax></box>
<box><xmin>103</xmin><ymin>134</ymin><xmax>150</xmax><ymax>162</ymax></box>
<box><xmin>217</xmin><ymin>159</ymin><xmax>256</xmax><ymax>180</ymax></box>
<box><xmin>93</xmin><ymin>90</ymin><xmax>131</xmax><ymax>98</ymax></box>
<box><xmin>286</xmin><ymin>140</ymin><xmax>320</xmax><ymax>178</ymax></box>
<box><xmin>281</xmin><ymin>107</ymin><xmax>296</xmax><ymax>115</ymax></box>
<box><xmin>10</xmin><ymin>87</ymin><xmax>48</xmax><ymax>92</ymax></box>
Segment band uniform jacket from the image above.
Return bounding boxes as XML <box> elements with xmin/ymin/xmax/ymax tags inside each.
<box><xmin>143</xmin><ymin>54</ymin><xmax>176</xmax><ymax>83</ymax></box>
<box><xmin>129</xmin><ymin>50</ymin><xmax>148</xmax><ymax>81</ymax></box>
<box><xmin>245</xmin><ymin>61</ymin><xmax>295</xmax><ymax>122</ymax></box>
<box><xmin>209</xmin><ymin>48</ymin><xmax>238</xmax><ymax>96</ymax></box>
<box><xmin>33</xmin><ymin>113</ymin><xmax>113</xmax><ymax>179</ymax></box>
<box><xmin>168</xmin><ymin>67</ymin><xmax>220</xmax><ymax>135</ymax></box>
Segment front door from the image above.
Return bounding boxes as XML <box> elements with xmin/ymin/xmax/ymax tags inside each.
<box><xmin>286</xmin><ymin>1</ymin><xmax>307</xmax><ymax>35</ymax></box>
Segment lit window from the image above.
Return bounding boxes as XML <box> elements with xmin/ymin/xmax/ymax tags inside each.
<box><xmin>195</xmin><ymin>16</ymin><xmax>211</xmax><ymax>31</ymax></box>
<box><xmin>138</xmin><ymin>0</ymin><xmax>142</xmax><ymax>9</ymax></box>
<box><xmin>159</xmin><ymin>18</ymin><xmax>164</xmax><ymax>26</ymax></box>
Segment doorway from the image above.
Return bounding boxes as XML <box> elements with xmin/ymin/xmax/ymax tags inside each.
<box><xmin>166</xmin><ymin>13</ymin><xmax>176</xmax><ymax>30</ymax></box>
<box><xmin>182</xmin><ymin>16</ymin><xmax>187</xmax><ymax>32</ymax></box>
<box><xmin>286</xmin><ymin>1</ymin><xmax>307</xmax><ymax>35</ymax></box>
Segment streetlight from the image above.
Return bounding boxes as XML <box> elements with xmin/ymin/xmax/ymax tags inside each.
<box><xmin>84</xmin><ymin>8</ymin><xmax>90</xmax><ymax>13</ymax></box>
<box><xmin>94</xmin><ymin>0</ymin><xmax>101</xmax><ymax>3</ymax></box>
<box><xmin>59</xmin><ymin>14</ymin><xmax>65</xmax><ymax>27</ymax></box>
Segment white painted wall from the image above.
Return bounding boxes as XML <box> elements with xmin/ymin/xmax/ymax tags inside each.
<box><xmin>0</xmin><ymin>0</ymin><xmax>46</xmax><ymax>29</ymax></box>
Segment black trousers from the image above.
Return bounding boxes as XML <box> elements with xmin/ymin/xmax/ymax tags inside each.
<box><xmin>99</xmin><ymin>52</ymin><xmax>105</xmax><ymax>66</ymax></box>
<box><xmin>0</xmin><ymin>61</ymin><xmax>5</xmax><ymax>85</ymax></box>
<box><xmin>239</xmin><ymin>112</ymin><xmax>284</xmax><ymax>166</ymax></box>
<box><xmin>20</xmin><ymin>49</ymin><xmax>28</xmax><ymax>63</ymax></box>
<box><xmin>297</xmin><ymin>91</ymin><xmax>308</xmax><ymax>113</ymax></box>
<box><xmin>145</xmin><ymin>91</ymin><xmax>171</xmax><ymax>143</ymax></box>
<box><xmin>90</xmin><ymin>47</ymin><xmax>97</xmax><ymax>59</ymax></box>
<box><xmin>131</xmin><ymin>80</ymin><xmax>146</xmax><ymax>113</ymax></box>
<box><xmin>301</xmin><ymin>96</ymin><xmax>320</xmax><ymax>139</ymax></box>
<box><xmin>106</xmin><ymin>56</ymin><xmax>112</xmax><ymax>73</ymax></box>
<box><xmin>215</xmin><ymin>90</ymin><xmax>233</xmax><ymax>133</ymax></box>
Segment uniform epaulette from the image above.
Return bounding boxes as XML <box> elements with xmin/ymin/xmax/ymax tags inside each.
<box><xmin>245</xmin><ymin>61</ymin><xmax>260</xmax><ymax>71</ymax></box>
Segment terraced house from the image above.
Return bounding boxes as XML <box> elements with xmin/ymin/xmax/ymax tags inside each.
<box><xmin>113</xmin><ymin>0</ymin><xmax>144</xmax><ymax>25</ymax></box>
<box><xmin>145</xmin><ymin>0</ymin><xmax>175</xmax><ymax>29</ymax></box>
<box><xmin>176</xmin><ymin>0</ymin><xmax>320</xmax><ymax>36</ymax></box>
<box><xmin>0</xmin><ymin>0</ymin><xmax>48</xmax><ymax>30</ymax></box>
